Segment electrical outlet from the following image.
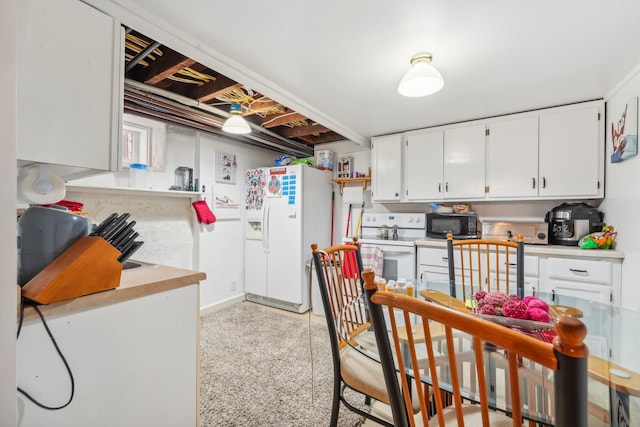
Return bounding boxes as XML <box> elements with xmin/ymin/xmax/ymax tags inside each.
<box><xmin>230</xmin><ymin>280</ymin><xmax>237</xmax><ymax>291</ymax></box>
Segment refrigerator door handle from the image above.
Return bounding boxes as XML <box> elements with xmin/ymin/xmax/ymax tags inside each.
<box><xmin>263</xmin><ymin>198</ymin><xmax>270</xmax><ymax>252</ymax></box>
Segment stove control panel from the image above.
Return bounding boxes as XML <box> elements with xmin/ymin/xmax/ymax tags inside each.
<box><xmin>362</xmin><ymin>213</ymin><xmax>426</xmax><ymax>230</ymax></box>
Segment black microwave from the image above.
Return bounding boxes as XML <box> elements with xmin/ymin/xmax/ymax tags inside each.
<box><xmin>426</xmin><ymin>212</ymin><xmax>479</xmax><ymax>239</ymax></box>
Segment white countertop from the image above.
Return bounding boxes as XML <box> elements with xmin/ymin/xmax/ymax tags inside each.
<box><xmin>415</xmin><ymin>238</ymin><xmax>625</xmax><ymax>259</ymax></box>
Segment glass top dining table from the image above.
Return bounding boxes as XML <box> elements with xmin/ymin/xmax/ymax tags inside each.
<box><xmin>340</xmin><ymin>280</ymin><xmax>640</xmax><ymax>427</ymax></box>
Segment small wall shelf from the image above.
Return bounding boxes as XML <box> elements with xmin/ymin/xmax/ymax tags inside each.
<box><xmin>66</xmin><ymin>184</ymin><xmax>207</xmax><ymax>201</ymax></box>
<box><xmin>331</xmin><ymin>177</ymin><xmax>371</xmax><ymax>194</ymax></box>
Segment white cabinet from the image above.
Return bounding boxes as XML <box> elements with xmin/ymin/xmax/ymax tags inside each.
<box><xmin>405</xmin><ymin>130</ymin><xmax>443</xmax><ymax>200</ymax></box>
<box><xmin>17</xmin><ymin>284</ymin><xmax>199</xmax><ymax>426</ymax></box>
<box><xmin>538</xmin><ymin>102</ymin><xmax>603</xmax><ymax>198</ymax></box>
<box><xmin>443</xmin><ymin>124</ymin><xmax>486</xmax><ymax>199</ymax></box>
<box><xmin>417</xmin><ymin>244</ymin><xmax>539</xmax><ymax>296</ymax></box>
<box><xmin>418</xmin><ymin>241</ymin><xmax>624</xmax><ymax>307</ymax></box>
<box><xmin>17</xmin><ymin>0</ymin><xmax>122</xmax><ymax>175</ymax></box>
<box><xmin>384</xmin><ymin>100</ymin><xmax>605</xmax><ymax>203</ymax></box>
<box><xmin>540</xmin><ymin>256</ymin><xmax>620</xmax><ymax>305</ymax></box>
<box><xmin>371</xmin><ymin>133</ymin><xmax>403</xmax><ymax>202</ymax></box>
<box><xmin>487</xmin><ymin>116</ymin><xmax>539</xmax><ymax>198</ymax></box>
<box><xmin>487</xmin><ymin>100</ymin><xmax>604</xmax><ymax>200</ymax></box>
<box><xmin>404</xmin><ymin>124</ymin><xmax>486</xmax><ymax>202</ymax></box>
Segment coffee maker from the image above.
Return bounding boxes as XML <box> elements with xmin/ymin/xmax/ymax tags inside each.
<box><xmin>545</xmin><ymin>202</ymin><xmax>604</xmax><ymax>246</ymax></box>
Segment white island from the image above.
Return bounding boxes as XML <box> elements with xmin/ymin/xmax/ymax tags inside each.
<box><xmin>16</xmin><ymin>264</ymin><xmax>205</xmax><ymax>427</ymax></box>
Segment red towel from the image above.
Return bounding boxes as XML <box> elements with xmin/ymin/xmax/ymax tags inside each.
<box><xmin>192</xmin><ymin>200</ymin><xmax>216</xmax><ymax>224</ymax></box>
<box><xmin>43</xmin><ymin>200</ymin><xmax>84</xmax><ymax>211</ymax></box>
<box><xmin>342</xmin><ymin>250</ymin><xmax>359</xmax><ymax>279</ymax></box>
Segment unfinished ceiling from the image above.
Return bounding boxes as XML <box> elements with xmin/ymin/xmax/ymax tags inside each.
<box><xmin>119</xmin><ymin>0</ymin><xmax>640</xmax><ymax>149</ymax></box>
<box><xmin>123</xmin><ymin>29</ymin><xmax>345</xmax><ymax>157</ymax></box>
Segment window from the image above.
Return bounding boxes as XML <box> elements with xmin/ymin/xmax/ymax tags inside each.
<box><xmin>122</xmin><ymin>113</ymin><xmax>166</xmax><ymax>171</ymax></box>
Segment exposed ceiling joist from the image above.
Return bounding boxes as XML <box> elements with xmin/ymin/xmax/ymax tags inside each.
<box><xmin>279</xmin><ymin>123</ymin><xmax>331</xmax><ymax>139</ymax></box>
<box><xmin>144</xmin><ymin>55</ymin><xmax>196</xmax><ymax>85</ymax></box>
<box><xmin>244</xmin><ymin>98</ymin><xmax>282</xmax><ymax>116</ymax></box>
<box><xmin>123</xmin><ymin>28</ymin><xmax>347</xmax><ymax>155</ymax></box>
<box><xmin>262</xmin><ymin>112</ymin><xmax>308</xmax><ymax>128</ymax></box>
<box><xmin>196</xmin><ymin>80</ymin><xmax>243</xmax><ymax>103</ymax></box>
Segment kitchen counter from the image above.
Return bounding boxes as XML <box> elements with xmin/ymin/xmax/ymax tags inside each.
<box><xmin>20</xmin><ymin>263</ymin><xmax>206</xmax><ymax>322</ymax></box>
<box><xmin>415</xmin><ymin>238</ymin><xmax>625</xmax><ymax>259</ymax></box>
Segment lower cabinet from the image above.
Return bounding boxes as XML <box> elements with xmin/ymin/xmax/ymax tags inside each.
<box><xmin>539</xmin><ymin>256</ymin><xmax>621</xmax><ymax>305</ymax></box>
<box><xmin>417</xmin><ymin>245</ymin><xmax>539</xmax><ymax>296</ymax></box>
<box><xmin>17</xmin><ymin>285</ymin><xmax>199</xmax><ymax>426</ymax></box>
<box><xmin>417</xmin><ymin>243</ymin><xmax>623</xmax><ymax>306</ymax></box>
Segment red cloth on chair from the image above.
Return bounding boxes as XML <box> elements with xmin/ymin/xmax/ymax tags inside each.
<box><xmin>342</xmin><ymin>250</ymin><xmax>359</xmax><ymax>279</ymax></box>
<box><xmin>192</xmin><ymin>200</ymin><xmax>216</xmax><ymax>224</ymax></box>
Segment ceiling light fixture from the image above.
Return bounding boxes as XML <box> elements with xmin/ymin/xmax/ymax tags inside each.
<box><xmin>222</xmin><ymin>103</ymin><xmax>251</xmax><ymax>134</ymax></box>
<box><xmin>398</xmin><ymin>52</ymin><xmax>444</xmax><ymax>97</ymax></box>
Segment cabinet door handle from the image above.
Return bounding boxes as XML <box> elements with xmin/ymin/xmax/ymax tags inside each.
<box><xmin>445</xmin><ymin>182</ymin><xmax>449</xmax><ymax>192</ymax></box>
<box><xmin>569</xmin><ymin>268</ymin><xmax>588</xmax><ymax>274</ymax></box>
<box><xmin>552</xmin><ymin>289</ymin><xmax>556</xmax><ymax>302</ymax></box>
<box><xmin>542</xmin><ymin>177</ymin><xmax>547</xmax><ymax>188</ymax></box>
<box><xmin>532</xmin><ymin>178</ymin><xmax>536</xmax><ymax>189</ymax></box>
<box><xmin>441</xmin><ymin>257</ymin><xmax>448</xmax><ymax>262</ymax></box>
<box><xmin>438</xmin><ymin>183</ymin><xmax>442</xmax><ymax>193</ymax></box>
<box><xmin>507</xmin><ymin>262</ymin><xmax>517</xmax><ymax>267</ymax></box>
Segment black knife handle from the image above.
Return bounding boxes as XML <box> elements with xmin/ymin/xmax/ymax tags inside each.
<box><xmin>116</xmin><ymin>231</ymin><xmax>139</xmax><ymax>254</ymax></box>
<box><xmin>110</xmin><ymin>221</ymin><xmax>136</xmax><ymax>248</ymax></box>
<box><xmin>103</xmin><ymin>213</ymin><xmax>131</xmax><ymax>241</ymax></box>
<box><xmin>90</xmin><ymin>213</ymin><xmax>118</xmax><ymax>236</ymax></box>
<box><xmin>117</xmin><ymin>233</ymin><xmax>138</xmax><ymax>255</ymax></box>
<box><xmin>118</xmin><ymin>241</ymin><xmax>144</xmax><ymax>263</ymax></box>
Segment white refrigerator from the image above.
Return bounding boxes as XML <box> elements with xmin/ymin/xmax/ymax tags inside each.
<box><xmin>244</xmin><ymin>164</ymin><xmax>332</xmax><ymax>313</ymax></box>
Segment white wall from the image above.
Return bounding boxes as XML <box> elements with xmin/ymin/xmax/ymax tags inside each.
<box><xmin>1</xmin><ymin>1</ymin><xmax>18</xmax><ymax>425</ymax></box>
<box><xmin>69</xmin><ymin>124</ymin><xmax>278</xmax><ymax>311</ymax></box>
<box><xmin>602</xmin><ymin>63</ymin><xmax>640</xmax><ymax>312</ymax></box>
<box><xmin>316</xmin><ymin>141</ymin><xmax>574</xmax><ymax>247</ymax></box>
<box><xmin>194</xmin><ymin>131</ymin><xmax>276</xmax><ymax>310</ymax></box>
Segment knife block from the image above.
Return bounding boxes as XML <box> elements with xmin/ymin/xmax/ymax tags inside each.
<box><xmin>22</xmin><ymin>236</ymin><xmax>122</xmax><ymax>304</ymax></box>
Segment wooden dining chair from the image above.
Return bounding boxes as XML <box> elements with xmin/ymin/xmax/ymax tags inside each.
<box><xmin>363</xmin><ymin>270</ymin><xmax>589</xmax><ymax>427</ymax></box>
<box><xmin>310</xmin><ymin>241</ymin><xmax>395</xmax><ymax>427</ymax></box>
<box><xmin>447</xmin><ymin>232</ymin><xmax>525</xmax><ymax>300</ymax></box>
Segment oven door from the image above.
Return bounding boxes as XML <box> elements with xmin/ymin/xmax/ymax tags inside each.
<box><xmin>377</xmin><ymin>244</ymin><xmax>416</xmax><ymax>281</ymax></box>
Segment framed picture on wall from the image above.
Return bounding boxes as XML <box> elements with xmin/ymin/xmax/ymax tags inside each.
<box><xmin>610</xmin><ymin>96</ymin><xmax>638</xmax><ymax>163</ymax></box>
<box><xmin>215</xmin><ymin>152</ymin><xmax>238</xmax><ymax>184</ymax></box>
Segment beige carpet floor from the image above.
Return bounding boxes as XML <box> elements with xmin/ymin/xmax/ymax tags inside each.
<box><xmin>199</xmin><ymin>301</ymin><xmax>368</xmax><ymax>426</ymax></box>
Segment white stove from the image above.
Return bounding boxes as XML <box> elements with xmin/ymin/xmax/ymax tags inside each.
<box><xmin>356</xmin><ymin>213</ymin><xmax>426</xmax><ymax>280</ymax></box>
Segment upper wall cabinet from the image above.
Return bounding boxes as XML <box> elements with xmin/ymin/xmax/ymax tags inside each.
<box><xmin>371</xmin><ymin>133</ymin><xmax>403</xmax><ymax>202</ymax></box>
<box><xmin>404</xmin><ymin>124</ymin><xmax>486</xmax><ymax>202</ymax></box>
<box><xmin>17</xmin><ymin>0</ymin><xmax>122</xmax><ymax>177</ymax></box>
<box><xmin>405</xmin><ymin>130</ymin><xmax>443</xmax><ymax>201</ymax></box>
<box><xmin>374</xmin><ymin>99</ymin><xmax>604</xmax><ymax>204</ymax></box>
<box><xmin>538</xmin><ymin>102</ymin><xmax>603</xmax><ymax>198</ymax></box>
<box><xmin>442</xmin><ymin>124</ymin><xmax>486</xmax><ymax>199</ymax></box>
<box><xmin>487</xmin><ymin>100</ymin><xmax>604</xmax><ymax>200</ymax></box>
<box><xmin>486</xmin><ymin>116</ymin><xmax>539</xmax><ymax>198</ymax></box>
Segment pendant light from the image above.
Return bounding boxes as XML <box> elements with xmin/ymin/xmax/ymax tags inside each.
<box><xmin>398</xmin><ymin>52</ymin><xmax>444</xmax><ymax>97</ymax></box>
<box><xmin>222</xmin><ymin>103</ymin><xmax>251</xmax><ymax>134</ymax></box>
